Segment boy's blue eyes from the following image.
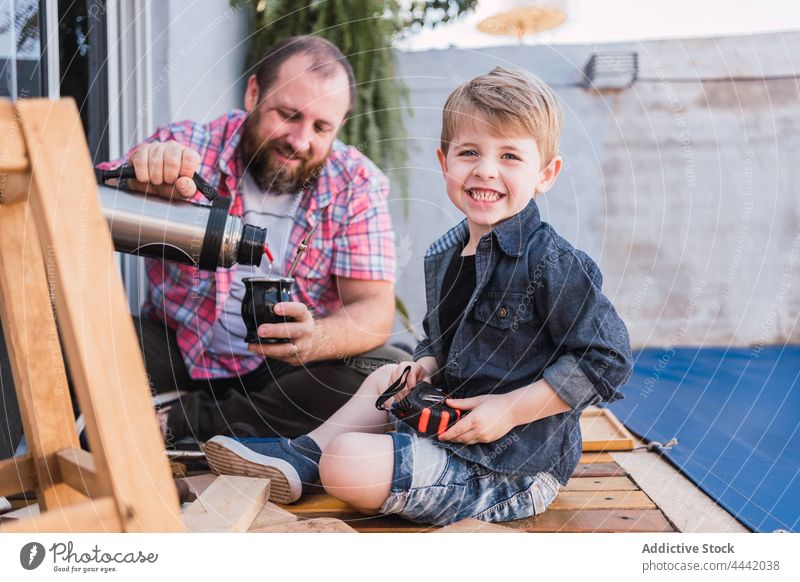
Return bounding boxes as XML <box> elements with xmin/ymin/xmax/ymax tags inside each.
<box><xmin>458</xmin><ymin>150</ymin><xmax>521</xmax><ymax>161</ymax></box>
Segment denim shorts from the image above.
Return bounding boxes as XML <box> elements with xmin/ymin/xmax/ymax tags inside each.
<box><xmin>378</xmin><ymin>422</ymin><xmax>561</xmax><ymax>526</ymax></box>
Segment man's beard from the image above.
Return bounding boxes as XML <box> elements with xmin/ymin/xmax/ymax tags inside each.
<box><xmin>238</xmin><ymin>108</ymin><xmax>329</xmax><ymax>193</ymax></box>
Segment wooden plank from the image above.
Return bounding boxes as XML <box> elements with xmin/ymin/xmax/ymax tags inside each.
<box><xmin>435</xmin><ymin>518</ymin><xmax>519</xmax><ymax>533</ymax></box>
<box><xmin>56</xmin><ymin>448</ymin><xmax>104</xmax><ymax>499</ymax></box>
<box><xmin>0</xmin><ymin>496</ymin><xmax>122</xmax><ymax>533</ymax></box>
<box><xmin>16</xmin><ymin>98</ymin><xmax>182</xmax><ymax>531</ymax></box>
<box><xmin>0</xmin><ymin>100</ymin><xmax>29</xmax><ymax>174</ymax></box>
<box><xmin>0</xmin><ymin>197</ymin><xmax>83</xmax><ymax>510</ymax></box>
<box><xmin>346</xmin><ymin>515</ymin><xmax>435</xmax><ymax>533</ymax></box>
<box><xmin>564</xmin><ymin>476</ymin><xmax>638</xmax><ymax>492</ymax></box>
<box><xmin>183</xmin><ymin>475</ymin><xmax>270</xmax><ymax>533</ymax></box>
<box><xmin>252</xmin><ymin>517</ymin><xmax>357</xmax><ymax>533</ymax></box>
<box><xmin>549</xmin><ymin>490</ymin><xmax>656</xmax><ymax>511</ymax></box>
<box><xmin>0</xmin><ymin>455</ymin><xmax>38</xmax><ymax>497</ymax></box>
<box><xmin>579</xmin><ymin>453</ymin><xmax>615</xmax><ymax>464</ymax></box>
<box><xmin>177</xmin><ymin>473</ymin><xmax>218</xmax><ymax>501</ymax></box>
<box><xmin>277</xmin><ymin>493</ymin><xmax>351</xmax><ymax>515</ymax></box>
<box><xmin>503</xmin><ymin>509</ymin><xmax>675</xmax><ymax>533</ymax></box>
<box><xmin>571</xmin><ymin>462</ymin><xmax>627</xmax><ymax>478</ymax></box>
<box><xmin>0</xmin><ymin>503</ymin><xmax>39</xmax><ymax>520</ymax></box>
<box><xmin>248</xmin><ymin>501</ymin><xmax>298</xmax><ymax>532</ymax></box>
<box><xmin>580</xmin><ymin>407</ymin><xmax>636</xmax><ymax>451</ymax></box>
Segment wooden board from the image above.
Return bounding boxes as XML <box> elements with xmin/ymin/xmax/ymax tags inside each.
<box><xmin>182</xmin><ymin>476</ymin><xmax>270</xmax><ymax>533</ymax></box>
<box><xmin>504</xmin><ymin>509</ymin><xmax>675</xmax><ymax>533</ymax></box>
<box><xmin>177</xmin><ymin>474</ymin><xmax>219</xmax><ymax>501</ymax></box>
<box><xmin>12</xmin><ymin>98</ymin><xmax>183</xmax><ymax>531</ymax></box>
<box><xmin>0</xmin><ymin>455</ymin><xmax>37</xmax><ymax>498</ymax></box>
<box><xmin>248</xmin><ymin>502</ymin><xmax>298</xmax><ymax>532</ymax></box>
<box><xmin>571</xmin><ymin>463</ymin><xmax>628</xmax><ymax>478</ymax></box>
<box><xmin>252</xmin><ymin>518</ymin><xmax>357</xmax><ymax>533</ymax></box>
<box><xmin>435</xmin><ymin>518</ymin><xmax>519</xmax><ymax>533</ymax></box>
<box><xmin>579</xmin><ymin>453</ymin><xmax>615</xmax><ymax>464</ymax></box>
<box><xmin>580</xmin><ymin>407</ymin><xmax>636</xmax><ymax>451</ymax></box>
<box><xmin>0</xmin><ymin>193</ymin><xmax>83</xmax><ymax>510</ymax></box>
<box><xmin>0</xmin><ymin>497</ymin><xmax>121</xmax><ymax>533</ymax></box>
<box><xmin>276</xmin><ymin>493</ymin><xmax>351</xmax><ymax>515</ymax></box>
<box><xmin>564</xmin><ymin>476</ymin><xmax>638</xmax><ymax>492</ymax></box>
<box><xmin>549</xmin><ymin>490</ymin><xmax>656</xmax><ymax>511</ymax></box>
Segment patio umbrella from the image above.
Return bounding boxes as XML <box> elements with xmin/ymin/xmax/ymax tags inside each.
<box><xmin>476</xmin><ymin>0</ymin><xmax>569</xmax><ymax>40</ymax></box>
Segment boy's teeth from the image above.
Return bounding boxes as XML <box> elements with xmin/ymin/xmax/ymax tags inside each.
<box><xmin>468</xmin><ymin>189</ymin><xmax>502</xmax><ymax>202</ymax></box>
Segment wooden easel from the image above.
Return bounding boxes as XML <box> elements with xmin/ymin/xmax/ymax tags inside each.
<box><xmin>0</xmin><ymin>98</ymin><xmax>183</xmax><ymax>532</ymax></box>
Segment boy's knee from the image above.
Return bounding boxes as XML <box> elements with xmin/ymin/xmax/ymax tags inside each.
<box><xmin>319</xmin><ymin>433</ymin><xmax>394</xmax><ymax>507</ymax></box>
<box><xmin>319</xmin><ymin>433</ymin><xmax>362</xmax><ymax>489</ymax></box>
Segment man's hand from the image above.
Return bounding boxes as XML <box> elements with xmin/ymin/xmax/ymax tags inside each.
<box><xmin>438</xmin><ymin>393</ymin><xmax>517</xmax><ymax>445</ymax></box>
<box><xmin>126</xmin><ymin>141</ymin><xmax>201</xmax><ymax>198</ymax></box>
<box><xmin>247</xmin><ymin>302</ymin><xmax>317</xmax><ymax>366</ymax></box>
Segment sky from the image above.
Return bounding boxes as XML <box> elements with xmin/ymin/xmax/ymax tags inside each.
<box><xmin>398</xmin><ymin>0</ymin><xmax>800</xmax><ymax>50</ymax></box>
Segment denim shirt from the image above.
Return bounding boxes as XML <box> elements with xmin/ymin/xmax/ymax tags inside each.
<box><xmin>413</xmin><ymin>200</ymin><xmax>633</xmax><ymax>485</ymax></box>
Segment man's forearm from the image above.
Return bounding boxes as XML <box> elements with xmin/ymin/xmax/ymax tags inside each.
<box><xmin>310</xmin><ymin>296</ymin><xmax>393</xmax><ymax>361</ymax></box>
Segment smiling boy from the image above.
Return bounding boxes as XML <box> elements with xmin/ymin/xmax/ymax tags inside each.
<box><xmin>203</xmin><ymin>67</ymin><xmax>633</xmax><ymax>525</ymax></box>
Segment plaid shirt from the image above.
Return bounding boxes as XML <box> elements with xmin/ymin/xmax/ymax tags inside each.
<box><xmin>98</xmin><ymin>110</ymin><xmax>396</xmax><ymax>379</ymax></box>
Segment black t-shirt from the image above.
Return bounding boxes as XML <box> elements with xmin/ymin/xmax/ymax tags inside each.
<box><xmin>437</xmin><ymin>248</ymin><xmax>476</xmax><ymax>366</ymax></box>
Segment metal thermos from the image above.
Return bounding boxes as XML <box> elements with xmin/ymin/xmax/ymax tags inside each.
<box><xmin>95</xmin><ymin>166</ymin><xmax>268</xmax><ymax>271</ymax></box>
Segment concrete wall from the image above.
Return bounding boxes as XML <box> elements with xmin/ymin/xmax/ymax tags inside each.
<box><xmin>391</xmin><ymin>32</ymin><xmax>800</xmax><ymax>349</ymax></box>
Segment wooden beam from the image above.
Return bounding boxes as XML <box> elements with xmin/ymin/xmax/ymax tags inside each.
<box><xmin>579</xmin><ymin>453</ymin><xmax>614</xmax><ymax>464</ymax></box>
<box><xmin>435</xmin><ymin>518</ymin><xmax>519</xmax><ymax>533</ymax></box>
<box><xmin>0</xmin><ymin>496</ymin><xmax>122</xmax><ymax>533</ymax></box>
<box><xmin>247</xmin><ymin>501</ymin><xmax>297</xmax><ymax>532</ymax></box>
<box><xmin>564</xmin><ymin>476</ymin><xmax>638</xmax><ymax>492</ymax></box>
<box><xmin>571</xmin><ymin>462</ymin><xmax>628</xmax><ymax>478</ymax></box>
<box><xmin>0</xmin><ymin>455</ymin><xmax>37</xmax><ymax>498</ymax></box>
<box><xmin>503</xmin><ymin>509</ymin><xmax>674</xmax><ymax>533</ymax></box>
<box><xmin>275</xmin><ymin>493</ymin><xmax>351</xmax><ymax>515</ymax></box>
<box><xmin>0</xmin><ymin>100</ymin><xmax>31</xmax><ymax>205</ymax></box>
<box><xmin>580</xmin><ymin>407</ymin><xmax>636</xmax><ymax>451</ymax></box>
<box><xmin>0</xmin><ymin>196</ymin><xmax>83</xmax><ymax>510</ymax></box>
<box><xmin>56</xmin><ymin>448</ymin><xmax>106</xmax><ymax>499</ymax></box>
<box><xmin>15</xmin><ymin>98</ymin><xmax>183</xmax><ymax>532</ymax></box>
<box><xmin>549</xmin><ymin>490</ymin><xmax>656</xmax><ymax>511</ymax></box>
<box><xmin>0</xmin><ymin>100</ymin><xmax>29</xmax><ymax>169</ymax></box>
<box><xmin>183</xmin><ymin>476</ymin><xmax>270</xmax><ymax>533</ymax></box>
<box><xmin>252</xmin><ymin>517</ymin><xmax>357</xmax><ymax>533</ymax></box>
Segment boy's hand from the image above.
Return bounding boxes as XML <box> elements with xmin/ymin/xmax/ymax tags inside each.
<box><xmin>438</xmin><ymin>393</ymin><xmax>517</xmax><ymax>444</ymax></box>
<box><xmin>386</xmin><ymin>361</ymin><xmax>430</xmax><ymax>406</ymax></box>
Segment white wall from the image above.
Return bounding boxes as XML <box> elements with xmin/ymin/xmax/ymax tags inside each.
<box><xmin>150</xmin><ymin>0</ymin><xmax>250</xmax><ymax>127</ymax></box>
<box><xmin>391</xmin><ymin>32</ymin><xmax>800</xmax><ymax>349</ymax></box>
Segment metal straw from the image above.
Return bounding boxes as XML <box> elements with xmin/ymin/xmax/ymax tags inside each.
<box><xmin>287</xmin><ymin>222</ymin><xmax>318</xmax><ymax>278</ymax></box>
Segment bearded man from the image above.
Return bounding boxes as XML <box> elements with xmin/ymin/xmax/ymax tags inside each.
<box><xmin>97</xmin><ymin>36</ymin><xmax>405</xmax><ymax>440</ymax></box>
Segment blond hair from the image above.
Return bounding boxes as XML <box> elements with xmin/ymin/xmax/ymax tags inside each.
<box><xmin>440</xmin><ymin>67</ymin><xmax>563</xmax><ymax>166</ymax></box>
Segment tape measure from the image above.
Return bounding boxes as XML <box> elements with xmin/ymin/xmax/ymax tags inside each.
<box><xmin>375</xmin><ymin>366</ymin><xmax>465</xmax><ymax>437</ymax></box>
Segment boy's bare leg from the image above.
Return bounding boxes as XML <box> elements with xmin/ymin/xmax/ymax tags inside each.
<box><xmin>320</xmin><ymin>432</ymin><xmax>394</xmax><ymax>511</ymax></box>
<box><xmin>307</xmin><ymin>363</ymin><xmax>395</xmax><ymax>450</ymax></box>
<box><xmin>304</xmin><ymin>364</ymin><xmax>396</xmax><ymax>510</ymax></box>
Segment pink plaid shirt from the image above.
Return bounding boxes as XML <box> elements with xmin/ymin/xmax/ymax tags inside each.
<box><xmin>99</xmin><ymin>110</ymin><xmax>396</xmax><ymax>379</ymax></box>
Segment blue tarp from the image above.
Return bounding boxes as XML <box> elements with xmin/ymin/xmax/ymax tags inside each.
<box><xmin>608</xmin><ymin>345</ymin><xmax>800</xmax><ymax>533</ymax></box>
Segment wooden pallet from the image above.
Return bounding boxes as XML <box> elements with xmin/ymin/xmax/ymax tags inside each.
<box><xmin>580</xmin><ymin>406</ymin><xmax>637</xmax><ymax>451</ymax></box>
<box><xmin>170</xmin><ymin>451</ymin><xmax>675</xmax><ymax>534</ymax></box>
<box><xmin>271</xmin><ymin>453</ymin><xmax>674</xmax><ymax>533</ymax></box>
